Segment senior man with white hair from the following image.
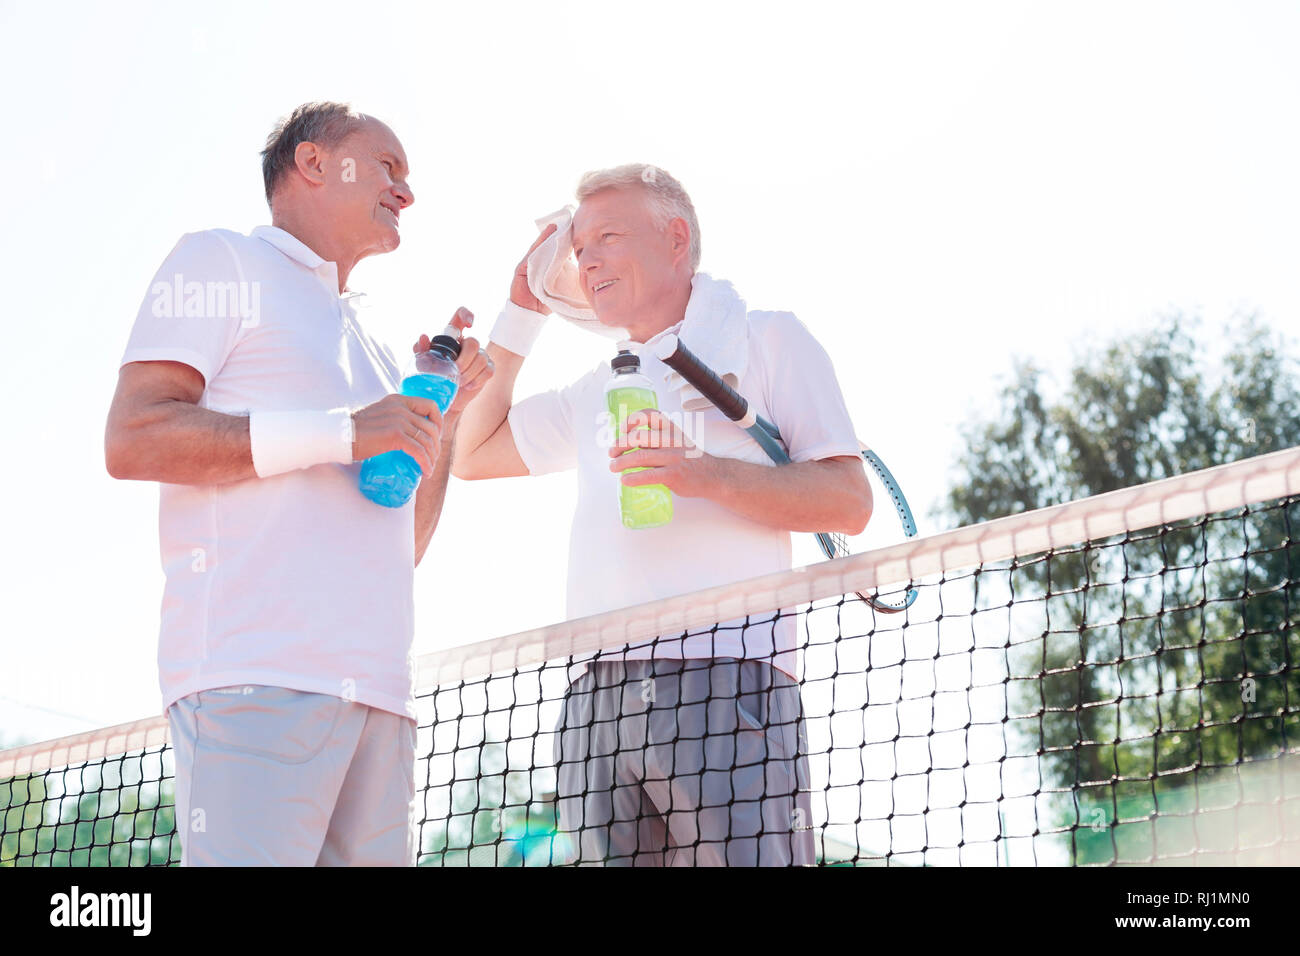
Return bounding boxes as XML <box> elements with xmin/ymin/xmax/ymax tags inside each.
<box><xmin>453</xmin><ymin>164</ymin><xmax>870</xmax><ymax>866</ymax></box>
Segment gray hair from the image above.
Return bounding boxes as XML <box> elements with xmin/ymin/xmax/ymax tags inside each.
<box><xmin>260</xmin><ymin>102</ymin><xmax>366</xmax><ymax>207</ymax></box>
<box><xmin>576</xmin><ymin>163</ymin><xmax>701</xmax><ymax>272</ymax></box>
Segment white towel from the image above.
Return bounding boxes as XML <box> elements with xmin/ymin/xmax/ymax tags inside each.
<box><xmin>650</xmin><ymin>272</ymin><xmax>750</xmax><ymax>411</ymax></box>
<box><xmin>525</xmin><ymin>207</ymin><xmax>750</xmax><ymax>408</ymax></box>
<box><xmin>525</xmin><ymin>206</ymin><xmax>628</xmax><ymax>340</ymax></box>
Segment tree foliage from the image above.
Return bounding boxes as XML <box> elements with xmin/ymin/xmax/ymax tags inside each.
<box><xmin>943</xmin><ymin>314</ymin><xmax>1300</xmax><ymax>862</ymax></box>
<box><xmin>1</xmin><ymin>754</ymin><xmax>178</xmax><ymax>866</ymax></box>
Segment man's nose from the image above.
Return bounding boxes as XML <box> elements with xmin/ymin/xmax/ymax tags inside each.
<box><xmin>395</xmin><ymin>182</ymin><xmax>414</xmax><ymax>208</ymax></box>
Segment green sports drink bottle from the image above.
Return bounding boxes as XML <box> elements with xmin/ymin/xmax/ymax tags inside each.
<box><xmin>605</xmin><ymin>349</ymin><xmax>673</xmax><ymax>529</ymax></box>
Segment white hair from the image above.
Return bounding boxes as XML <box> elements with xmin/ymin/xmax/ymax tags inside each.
<box><xmin>575</xmin><ymin>163</ymin><xmax>701</xmax><ymax>272</ymax></box>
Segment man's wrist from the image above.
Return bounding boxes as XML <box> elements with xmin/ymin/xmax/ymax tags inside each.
<box><xmin>250</xmin><ymin>408</ymin><xmax>353</xmax><ymax>477</ymax></box>
<box><xmin>489</xmin><ymin>299</ymin><xmax>548</xmax><ymax>357</ymax></box>
<box><xmin>439</xmin><ymin>412</ymin><xmax>462</xmax><ymax>448</ymax></box>
<box><xmin>694</xmin><ymin>452</ymin><xmax>729</xmax><ymax>501</ymax></box>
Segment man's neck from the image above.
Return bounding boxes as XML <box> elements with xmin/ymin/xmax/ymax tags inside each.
<box><xmin>625</xmin><ymin>276</ymin><xmax>694</xmax><ymax>343</ymax></box>
<box><xmin>270</xmin><ymin>210</ymin><xmax>359</xmax><ymax>294</ymax></box>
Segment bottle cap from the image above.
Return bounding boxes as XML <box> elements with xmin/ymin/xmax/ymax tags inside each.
<box><xmin>611</xmin><ymin>348</ymin><xmax>640</xmax><ymax>372</ymax></box>
<box><xmin>431</xmin><ymin>323</ymin><xmax>463</xmax><ymax>359</ymax></box>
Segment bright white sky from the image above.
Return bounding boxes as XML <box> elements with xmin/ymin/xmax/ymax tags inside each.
<box><xmin>1</xmin><ymin>0</ymin><xmax>1297</xmax><ymax>747</ymax></box>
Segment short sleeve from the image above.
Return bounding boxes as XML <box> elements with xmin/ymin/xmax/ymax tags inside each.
<box><xmin>507</xmin><ymin>374</ymin><xmax>584</xmax><ymax>475</ymax></box>
<box><xmin>119</xmin><ymin>231</ymin><xmax>249</xmax><ymax>385</ymax></box>
<box><xmin>754</xmin><ymin>312</ymin><xmax>863</xmax><ymax>463</ymax></box>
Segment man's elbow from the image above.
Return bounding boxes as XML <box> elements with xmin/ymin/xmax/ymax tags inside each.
<box><xmin>451</xmin><ymin>444</ymin><xmax>518</xmax><ymax>481</ymax></box>
<box><xmin>842</xmin><ymin>476</ymin><xmax>873</xmax><ymax>536</ymax></box>
<box><xmin>450</xmin><ymin>454</ymin><xmax>483</xmax><ymax>481</ymax></box>
<box><xmin>104</xmin><ymin>428</ymin><xmax>138</xmax><ymax>481</ymax></box>
<box><xmin>842</xmin><ymin>501</ymin><xmax>871</xmax><ymax>536</ymax></box>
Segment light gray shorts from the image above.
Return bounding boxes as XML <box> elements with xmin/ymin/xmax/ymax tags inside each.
<box><xmin>166</xmin><ymin>685</ymin><xmax>417</xmax><ymax>866</ymax></box>
<box><xmin>555</xmin><ymin>658</ymin><xmax>815</xmax><ymax>866</ymax></box>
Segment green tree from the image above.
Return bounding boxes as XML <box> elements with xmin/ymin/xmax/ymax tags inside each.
<box><xmin>943</xmin><ymin>314</ymin><xmax>1300</xmax><ymax>863</ymax></box>
<box><xmin>1</xmin><ymin>751</ymin><xmax>178</xmax><ymax>866</ymax></box>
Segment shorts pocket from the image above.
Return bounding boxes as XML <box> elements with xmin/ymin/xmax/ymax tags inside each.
<box><xmin>733</xmin><ymin>662</ymin><xmax>800</xmax><ymax>759</ymax></box>
<box><xmin>735</xmin><ymin>691</ymin><xmax>769</xmax><ymax>734</ymax></box>
<box><xmin>733</xmin><ymin>661</ymin><xmax>772</xmax><ymax>731</ymax></box>
<box><xmin>194</xmin><ymin>685</ymin><xmax>346</xmax><ymax>764</ymax></box>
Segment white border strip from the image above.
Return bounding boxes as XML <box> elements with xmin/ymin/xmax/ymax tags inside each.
<box><xmin>0</xmin><ymin>717</ymin><xmax>169</xmax><ymax>780</ymax></box>
<box><xmin>4</xmin><ymin>446</ymin><xmax>1298</xmax><ymax>778</ymax></box>
<box><xmin>415</xmin><ymin>445</ymin><xmax>1300</xmax><ymax>687</ymax></box>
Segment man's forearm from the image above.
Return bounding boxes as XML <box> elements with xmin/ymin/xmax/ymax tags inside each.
<box><xmin>415</xmin><ymin>419</ymin><xmax>459</xmax><ymax>566</ymax></box>
<box><xmin>451</xmin><ymin>342</ymin><xmax>523</xmax><ymax>473</ymax></box>
<box><xmin>107</xmin><ymin>399</ymin><xmax>258</xmax><ymax>485</ymax></box>
<box><xmin>704</xmin><ymin>457</ymin><xmax>871</xmax><ymax>535</ymax></box>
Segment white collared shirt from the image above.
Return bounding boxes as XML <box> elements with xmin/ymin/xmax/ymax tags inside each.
<box><xmin>119</xmin><ymin>226</ymin><xmax>419</xmax><ymax>718</ymax></box>
<box><xmin>507</xmin><ymin>305</ymin><xmax>862</xmax><ymax>679</ymax></box>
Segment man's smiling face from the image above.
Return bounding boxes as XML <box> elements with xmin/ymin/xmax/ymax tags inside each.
<box><xmin>571</xmin><ymin>185</ymin><xmax>685</xmax><ymax>331</ymax></box>
<box><xmin>323</xmin><ymin>117</ymin><xmax>414</xmax><ymax>257</ymax></box>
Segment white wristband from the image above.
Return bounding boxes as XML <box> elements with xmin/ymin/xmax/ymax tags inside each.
<box><xmin>249</xmin><ymin>408</ymin><xmax>355</xmax><ymax>478</ymax></box>
<box><xmin>488</xmin><ymin>299</ymin><xmax>548</xmax><ymax>356</ymax></box>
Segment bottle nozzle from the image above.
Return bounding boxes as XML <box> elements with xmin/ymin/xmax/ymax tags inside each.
<box><xmin>431</xmin><ymin>324</ymin><xmax>463</xmax><ymax>360</ymax></box>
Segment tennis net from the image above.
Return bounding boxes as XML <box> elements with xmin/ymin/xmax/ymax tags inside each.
<box><xmin>3</xmin><ymin>447</ymin><xmax>1299</xmax><ymax>866</ymax></box>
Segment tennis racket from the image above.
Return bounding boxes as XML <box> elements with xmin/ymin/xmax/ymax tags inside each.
<box><xmin>651</xmin><ymin>333</ymin><xmax>918</xmax><ymax>613</ymax></box>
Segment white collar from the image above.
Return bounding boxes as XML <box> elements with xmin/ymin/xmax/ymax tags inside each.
<box><xmin>251</xmin><ymin>225</ymin><xmax>352</xmax><ymax>295</ymax></box>
<box><xmin>251</xmin><ymin>225</ymin><xmax>326</xmax><ymax>268</ymax></box>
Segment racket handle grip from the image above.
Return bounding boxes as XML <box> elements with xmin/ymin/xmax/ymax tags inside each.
<box><xmin>652</xmin><ymin>334</ymin><xmax>750</xmax><ymax>422</ymax></box>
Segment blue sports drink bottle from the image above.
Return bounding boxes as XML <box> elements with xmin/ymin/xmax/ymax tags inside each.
<box><xmin>358</xmin><ymin>328</ymin><xmax>462</xmax><ymax>507</ymax></box>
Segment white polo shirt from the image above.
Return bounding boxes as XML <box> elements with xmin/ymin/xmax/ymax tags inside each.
<box><xmin>119</xmin><ymin>226</ymin><xmax>418</xmax><ymax>719</ymax></box>
<box><xmin>507</xmin><ymin>304</ymin><xmax>861</xmax><ymax>678</ymax></box>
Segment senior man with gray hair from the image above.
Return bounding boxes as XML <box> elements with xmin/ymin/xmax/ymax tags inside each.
<box><xmin>105</xmin><ymin>102</ymin><xmax>492</xmax><ymax>866</ymax></box>
<box><xmin>453</xmin><ymin>164</ymin><xmax>871</xmax><ymax>866</ymax></box>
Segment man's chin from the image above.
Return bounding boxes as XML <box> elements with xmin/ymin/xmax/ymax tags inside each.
<box><xmin>592</xmin><ymin>311</ymin><xmax>636</xmax><ymax>340</ymax></box>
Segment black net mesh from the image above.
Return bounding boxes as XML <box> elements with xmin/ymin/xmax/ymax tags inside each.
<box><xmin>3</xmin><ymin>493</ymin><xmax>1297</xmax><ymax>866</ymax></box>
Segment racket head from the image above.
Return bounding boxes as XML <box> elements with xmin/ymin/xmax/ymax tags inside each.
<box><xmin>813</xmin><ymin>442</ymin><xmax>919</xmax><ymax>613</ymax></box>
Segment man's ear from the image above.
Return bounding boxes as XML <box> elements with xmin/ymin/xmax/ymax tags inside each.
<box><xmin>292</xmin><ymin>140</ymin><xmax>329</xmax><ymax>189</ymax></box>
<box><xmin>668</xmin><ymin>216</ymin><xmax>691</xmax><ymax>267</ymax></box>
